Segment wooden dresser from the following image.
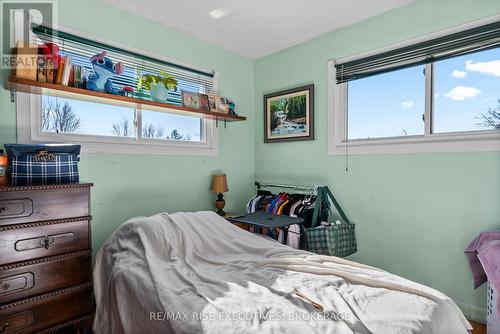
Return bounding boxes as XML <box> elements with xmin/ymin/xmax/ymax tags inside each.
<box><xmin>0</xmin><ymin>183</ymin><xmax>93</xmax><ymax>334</ymax></box>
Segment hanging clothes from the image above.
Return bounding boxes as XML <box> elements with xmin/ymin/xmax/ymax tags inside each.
<box><xmin>243</xmin><ymin>188</ymin><xmax>317</xmax><ymax>249</ymax></box>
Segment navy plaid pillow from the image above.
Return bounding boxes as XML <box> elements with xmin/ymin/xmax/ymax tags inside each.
<box><xmin>5</xmin><ymin>144</ymin><xmax>81</xmax><ymax>186</ymax></box>
<box><xmin>10</xmin><ymin>154</ymin><xmax>79</xmax><ymax>186</ymax></box>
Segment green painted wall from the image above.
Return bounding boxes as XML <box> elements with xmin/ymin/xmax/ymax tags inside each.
<box><xmin>1</xmin><ymin>0</ymin><xmax>499</xmax><ymax>322</ymax></box>
<box><xmin>254</xmin><ymin>0</ymin><xmax>500</xmax><ymax>320</ymax></box>
<box><xmin>0</xmin><ymin>0</ymin><xmax>256</xmax><ymax>249</ymax></box>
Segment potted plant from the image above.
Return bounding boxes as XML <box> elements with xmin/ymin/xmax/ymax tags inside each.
<box><xmin>138</xmin><ymin>71</ymin><xmax>177</xmax><ymax>102</ymax></box>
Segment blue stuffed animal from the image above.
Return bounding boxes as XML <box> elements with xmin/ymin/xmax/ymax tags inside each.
<box><xmin>228</xmin><ymin>99</ymin><xmax>236</xmax><ymax>115</ymax></box>
<box><xmin>86</xmin><ymin>51</ymin><xmax>124</xmax><ymax>94</ymax></box>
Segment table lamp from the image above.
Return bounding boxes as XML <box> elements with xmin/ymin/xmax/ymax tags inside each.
<box><xmin>211</xmin><ymin>173</ymin><xmax>228</xmax><ymax>216</ymax></box>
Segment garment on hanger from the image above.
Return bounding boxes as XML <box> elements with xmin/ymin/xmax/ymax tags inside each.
<box><xmin>246</xmin><ymin>195</ymin><xmax>258</xmax><ymax>214</ymax></box>
<box><xmin>251</xmin><ymin>196</ymin><xmax>263</xmax><ymax>213</ymax></box>
<box><xmin>267</xmin><ymin>194</ymin><xmax>282</xmax><ymax>213</ymax></box>
<box><xmin>287</xmin><ymin>224</ymin><xmax>301</xmax><ymax>249</ymax></box>
<box><xmin>277</xmin><ymin>200</ymin><xmax>289</xmax><ymax>215</ymax></box>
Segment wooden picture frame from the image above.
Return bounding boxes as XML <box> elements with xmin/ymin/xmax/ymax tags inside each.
<box><xmin>207</xmin><ymin>94</ymin><xmax>220</xmax><ymax>112</ymax></box>
<box><xmin>264</xmin><ymin>84</ymin><xmax>314</xmax><ymax>143</ymax></box>
<box><xmin>218</xmin><ymin>97</ymin><xmax>229</xmax><ymax>114</ymax></box>
<box><xmin>181</xmin><ymin>91</ymin><xmax>200</xmax><ymax>109</ymax></box>
<box><xmin>199</xmin><ymin>93</ymin><xmax>210</xmax><ymax>111</ymax></box>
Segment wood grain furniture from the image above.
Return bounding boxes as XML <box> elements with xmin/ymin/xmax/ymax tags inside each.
<box><xmin>0</xmin><ymin>183</ymin><xmax>93</xmax><ymax>334</ymax></box>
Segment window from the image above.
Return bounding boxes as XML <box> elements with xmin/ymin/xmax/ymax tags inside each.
<box><xmin>434</xmin><ymin>48</ymin><xmax>500</xmax><ymax>133</ymax></box>
<box><xmin>16</xmin><ymin>25</ymin><xmax>218</xmax><ymax>155</ymax></box>
<box><xmin>347</xmin><ymin>65</ymin><xmax>425</xmax><ymax>139</ymax></box>
<box><xmin>42</xmin><ymin>95</ymin><xmax>136</xmax><ymax>138</ymax></box>
<box><xmin>329</xmin><ymin>19</ymin><xmax>500</xmax><ymax>155</ymax></box>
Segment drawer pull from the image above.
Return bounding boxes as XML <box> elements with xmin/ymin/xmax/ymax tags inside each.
<box><xmin>0</xmin><ymin>207</ymin><xmax>6</xmax><ymax>214</ymax></box>
<box><xmin>0</xmin><ymin>322</ymin><xmax>10</xmax><ymax>333</ymax></box>
<box><xmin>40</xmin><ymin>236</ymin><xmax>55</xmax><ymax>250</ymax></box>
<box><xmin>1</xmin><ymin>283</ymin><xmax>9</xmax><ymax>290</ymax></box>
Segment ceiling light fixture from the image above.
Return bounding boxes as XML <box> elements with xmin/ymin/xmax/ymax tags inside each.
<box><xmin>209</xmin><ymin>8</ymin><xmax>229</xmax><ymax>20</ymax></box>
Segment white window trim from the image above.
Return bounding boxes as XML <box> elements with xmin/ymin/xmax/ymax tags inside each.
<box><xmin>328</xmin><ymin>15</ymin><xmax>500</xmax><ymax>155</ymax></box>
<box><xmin>14</xmin><ymin>23</ymin><xmax>219</xmax><ymax>156</ymax></box>
<box><xmin>16</xmin><ymin>92</ymin><xmax>219</xmax><ymax>156</ymax></box>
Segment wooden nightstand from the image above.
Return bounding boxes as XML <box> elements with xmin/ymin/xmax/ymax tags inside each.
<box><xmin>223</xmin><ymin>213</ymin><xmax>250</xmax><ymax>231</ymax></box>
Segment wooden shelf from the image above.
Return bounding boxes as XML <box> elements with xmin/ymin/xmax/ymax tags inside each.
<box><xmin>7</xmin><ymin>76</ymin><xmax>246</xmax><ymax>122</ymax></box>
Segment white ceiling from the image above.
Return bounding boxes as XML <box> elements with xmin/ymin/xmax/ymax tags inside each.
<box><xmin>101</xmin><ymin>0</ymin><xmax>414</xmax><ymax>59</ymax></box>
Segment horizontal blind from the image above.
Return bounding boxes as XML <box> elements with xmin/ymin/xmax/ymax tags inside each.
<box><xmin>32</xmin><ymin>25</ymin><xmax>215</xmax><ymax>105</ymax></box>
<box><xmin>335</xmin><ymin>20</ymin><xmax>500</xmax><ymax>84</ymax></box>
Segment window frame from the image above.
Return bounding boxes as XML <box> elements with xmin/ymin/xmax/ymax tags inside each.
<box><xmin>16</xmin><ymin>92</ymin><xmax>219</xmax><ymax>156</ymax></box>
<box><xmin>328</xmin><ymin>16</ymin><xmax>500</xmax><ymax>155</ymax></box>
<box><xmin>14</xmin><ymin>24</ymin><xmax>219</xmax><ymax>156</ymax></box>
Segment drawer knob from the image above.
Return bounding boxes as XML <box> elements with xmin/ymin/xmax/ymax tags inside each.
<box><xmin>1</xmin><ymin>283</ymin><xmax>9</xmax><ymax>290</ymax></box>
<box><xmin>40</xmin><ymin>236</ymin><xmax>55</xmax><ymax>250</ymax></box>
<box><xmin>0</xmin><ymin>207</ymin><xmax>6</xmax><ymax>214</ymax></box>
<box><xmin>0</xmin><ymin>322</ymin><xmax>10</xmax><ymax>333</ymax></box>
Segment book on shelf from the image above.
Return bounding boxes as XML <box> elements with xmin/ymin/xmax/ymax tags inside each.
<box><xmin>46</xmin><ymin>59</ymin><xmax>55</xmax><ymax>83</ymax></box>
<box><xmin>37</xmin><ymin>59</ymin><xmax>46</xmax><ymax>83</ymax></box>
<box><xmin>60</xmin><ymin>55</ymin><xmax>72</xmax><ymax>86</ymax></box>
<box><xmin>55</xmin><ymin>57</ymin><xmax>64</xmax><ymax>85</ymax></box>
<box><xmin>73</xmin><ymin>65</ymin><xmax>84</xmax><ymax>88</ymax></box>
<box><xmin>68</xmin><ymin>65</ymin><xmax>75</xmax><ymax>87</ymax></box>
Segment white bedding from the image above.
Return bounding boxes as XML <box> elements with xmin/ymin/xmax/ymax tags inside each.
<box><xmin>93</xmin><ymin>211</ymin><xmax>471</xmax><ymax>334</ymax></box>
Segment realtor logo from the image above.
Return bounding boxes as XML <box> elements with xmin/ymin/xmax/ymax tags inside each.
<box><xmin>1</xmin><ymin>0</ymin><xmax>57</xmax><ymax>69</ymax></box>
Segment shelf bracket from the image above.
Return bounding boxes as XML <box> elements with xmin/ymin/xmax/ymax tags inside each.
<box><xmin>10</xmin><ymin>89</ymin><xmax>15</xmax><ymax>103</ymax></box>
<box><xmin>216</xmin><ymin>119</ymin><xmax>218</xmax><ymax>128</ymax></box>
<box><xmin>224</xmin><ymin>120</ymin><xmax>227</xmax><ymax>129</ymax></box>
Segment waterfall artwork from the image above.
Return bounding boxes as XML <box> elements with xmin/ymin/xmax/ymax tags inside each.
<box><xmin>264</xmin><ymin>84</ymin><xmax>314</xmax><ymax>142</ymax></box>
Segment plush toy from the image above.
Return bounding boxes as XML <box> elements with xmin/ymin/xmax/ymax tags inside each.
<box><xmin>87</xmin><ymin>51</ymin><xmax>124</xmax><ymax>94</ymax></box>
<box><xmin>228</xmin><ymin>99</ymin><xmax>236</xmax><ymax>115</ymax></box>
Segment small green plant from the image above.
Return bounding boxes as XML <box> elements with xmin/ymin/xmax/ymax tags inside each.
<box><xmin>138</xmin><ymin>71</ymin><xmax>177</xmax><ymax>91</ymax></box>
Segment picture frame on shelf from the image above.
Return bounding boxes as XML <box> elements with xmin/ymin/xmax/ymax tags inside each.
<box><xmin>264</xmin><ymin>84</ymin><xmax>314</xmax><ymax>143</ymax></box>
<box><xmin>218</xmin><ymin>97</ymin><xmax>229</xmax><ymax>114</ymax></box>
<box><xmin>207</xmin><ymin>94</ymin><xmax>220</xmax><ymax>112</ymax></box>
<box><xmin>181</xmin><ymin>91</ymin><xmax>200</xmax><ymax>109</ymax></box>
<box><xmin>199</xmin><ymin>93</ymin><xmax>210</xmax><ymax>111</ymax></box>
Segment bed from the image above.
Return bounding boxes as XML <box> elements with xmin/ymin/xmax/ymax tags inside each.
<box><xmin>93</xmin><ymin>211</ymin><xmax>471</xmax><ymax>334</ymax></box>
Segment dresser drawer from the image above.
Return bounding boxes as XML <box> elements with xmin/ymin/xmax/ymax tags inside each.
<box><xmin>0</xmin><ymin>250</ymin><xmax>92</xmax><ymax>304</ymax></box>
<box><xmin>0</xmin><ymin>283</ymin><xmax>92</xmax><ymax>334</ymax></box>
<box><xmin>0</xmin><ymin>187</ymin><xmax>89</xmax><ymax>226</ymax></box>
<box><xmin>0</xmin><ymin>219</ymin><xmax>90</xmax><ymax>265</ymax></box>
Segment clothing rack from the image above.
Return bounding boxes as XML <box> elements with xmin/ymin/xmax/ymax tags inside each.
<box><xmin>254</xmin><ymin>181</ymin><xmax>317</xmax><ymax>193</ymax></box>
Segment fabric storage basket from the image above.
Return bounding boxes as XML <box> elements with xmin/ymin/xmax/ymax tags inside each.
<box><xmin>5</xmin><ymin>144</ymin><xmax>81</xmax><ymax>186</ymax></box>
<box><xmin>305</xmin><ymin>186</ymin><xmax>357</xmax><ymax>257</ymax></box>
<box><xmin>488</xmin><ymin>282</ymin><xmax>500</xmax><ymax>334</ymax></box>
<box><xmin>306</xmin><ymin>221</ymin><xmax>357</xmax><ymax>257</ymax></box>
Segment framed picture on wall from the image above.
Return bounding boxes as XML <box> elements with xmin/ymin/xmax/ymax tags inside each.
<box><xmin>264</xmin><ymin>84</ymin><xmax>314</xmax><ymax>143</ymax></box>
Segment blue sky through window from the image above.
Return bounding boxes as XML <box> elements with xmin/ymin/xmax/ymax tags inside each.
<box><xmin>41</xmin><ymin>96</ymin><xmax>202</xmax><ymax>141</ymax></box>
<box><xmin>347</xmin><ymin>47</ymin><xmax>500</xmax><ymax>140</ymax></box>
<box><xmin>434</xmin><ymin>48</ymin><xmax>500</xmax><ymax>133</ymax></box>
<box><xmin>348</xmin><ymin>65</ymin><xmax>425</xmax><ymax>139</ymax></box>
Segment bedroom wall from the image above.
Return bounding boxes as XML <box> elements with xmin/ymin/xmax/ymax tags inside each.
<box><xmin>254</xmin><ymin>0</ymin><xmax>500</xmax><ymax>320</ymax></box>
<box><xmin>0</xmin><ymin>0</ymin><xmax>256</xmax><ymax>249</ymax></box>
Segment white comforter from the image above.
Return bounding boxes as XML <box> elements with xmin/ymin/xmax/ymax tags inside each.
<box><xmin>93</xmin><ymin>211</ymin><xmax>471</xmax><ymax>334</ymax></box>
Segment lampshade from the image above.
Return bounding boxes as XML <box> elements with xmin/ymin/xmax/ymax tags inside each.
<box><xmin>211</xmin><ymin>173</ymin><xmax>228</xmax><ymax>193</ymax></box>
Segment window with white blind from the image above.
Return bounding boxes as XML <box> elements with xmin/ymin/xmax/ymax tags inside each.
<box><xmin>16</xmin><ymin>25</ymin><xmax>218</xmax><ymax>156</ymax></box>
<box><xmin>328</xmin><ymin>17</ymin><xmax>500</xmax><ymax>155</ymax></box>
